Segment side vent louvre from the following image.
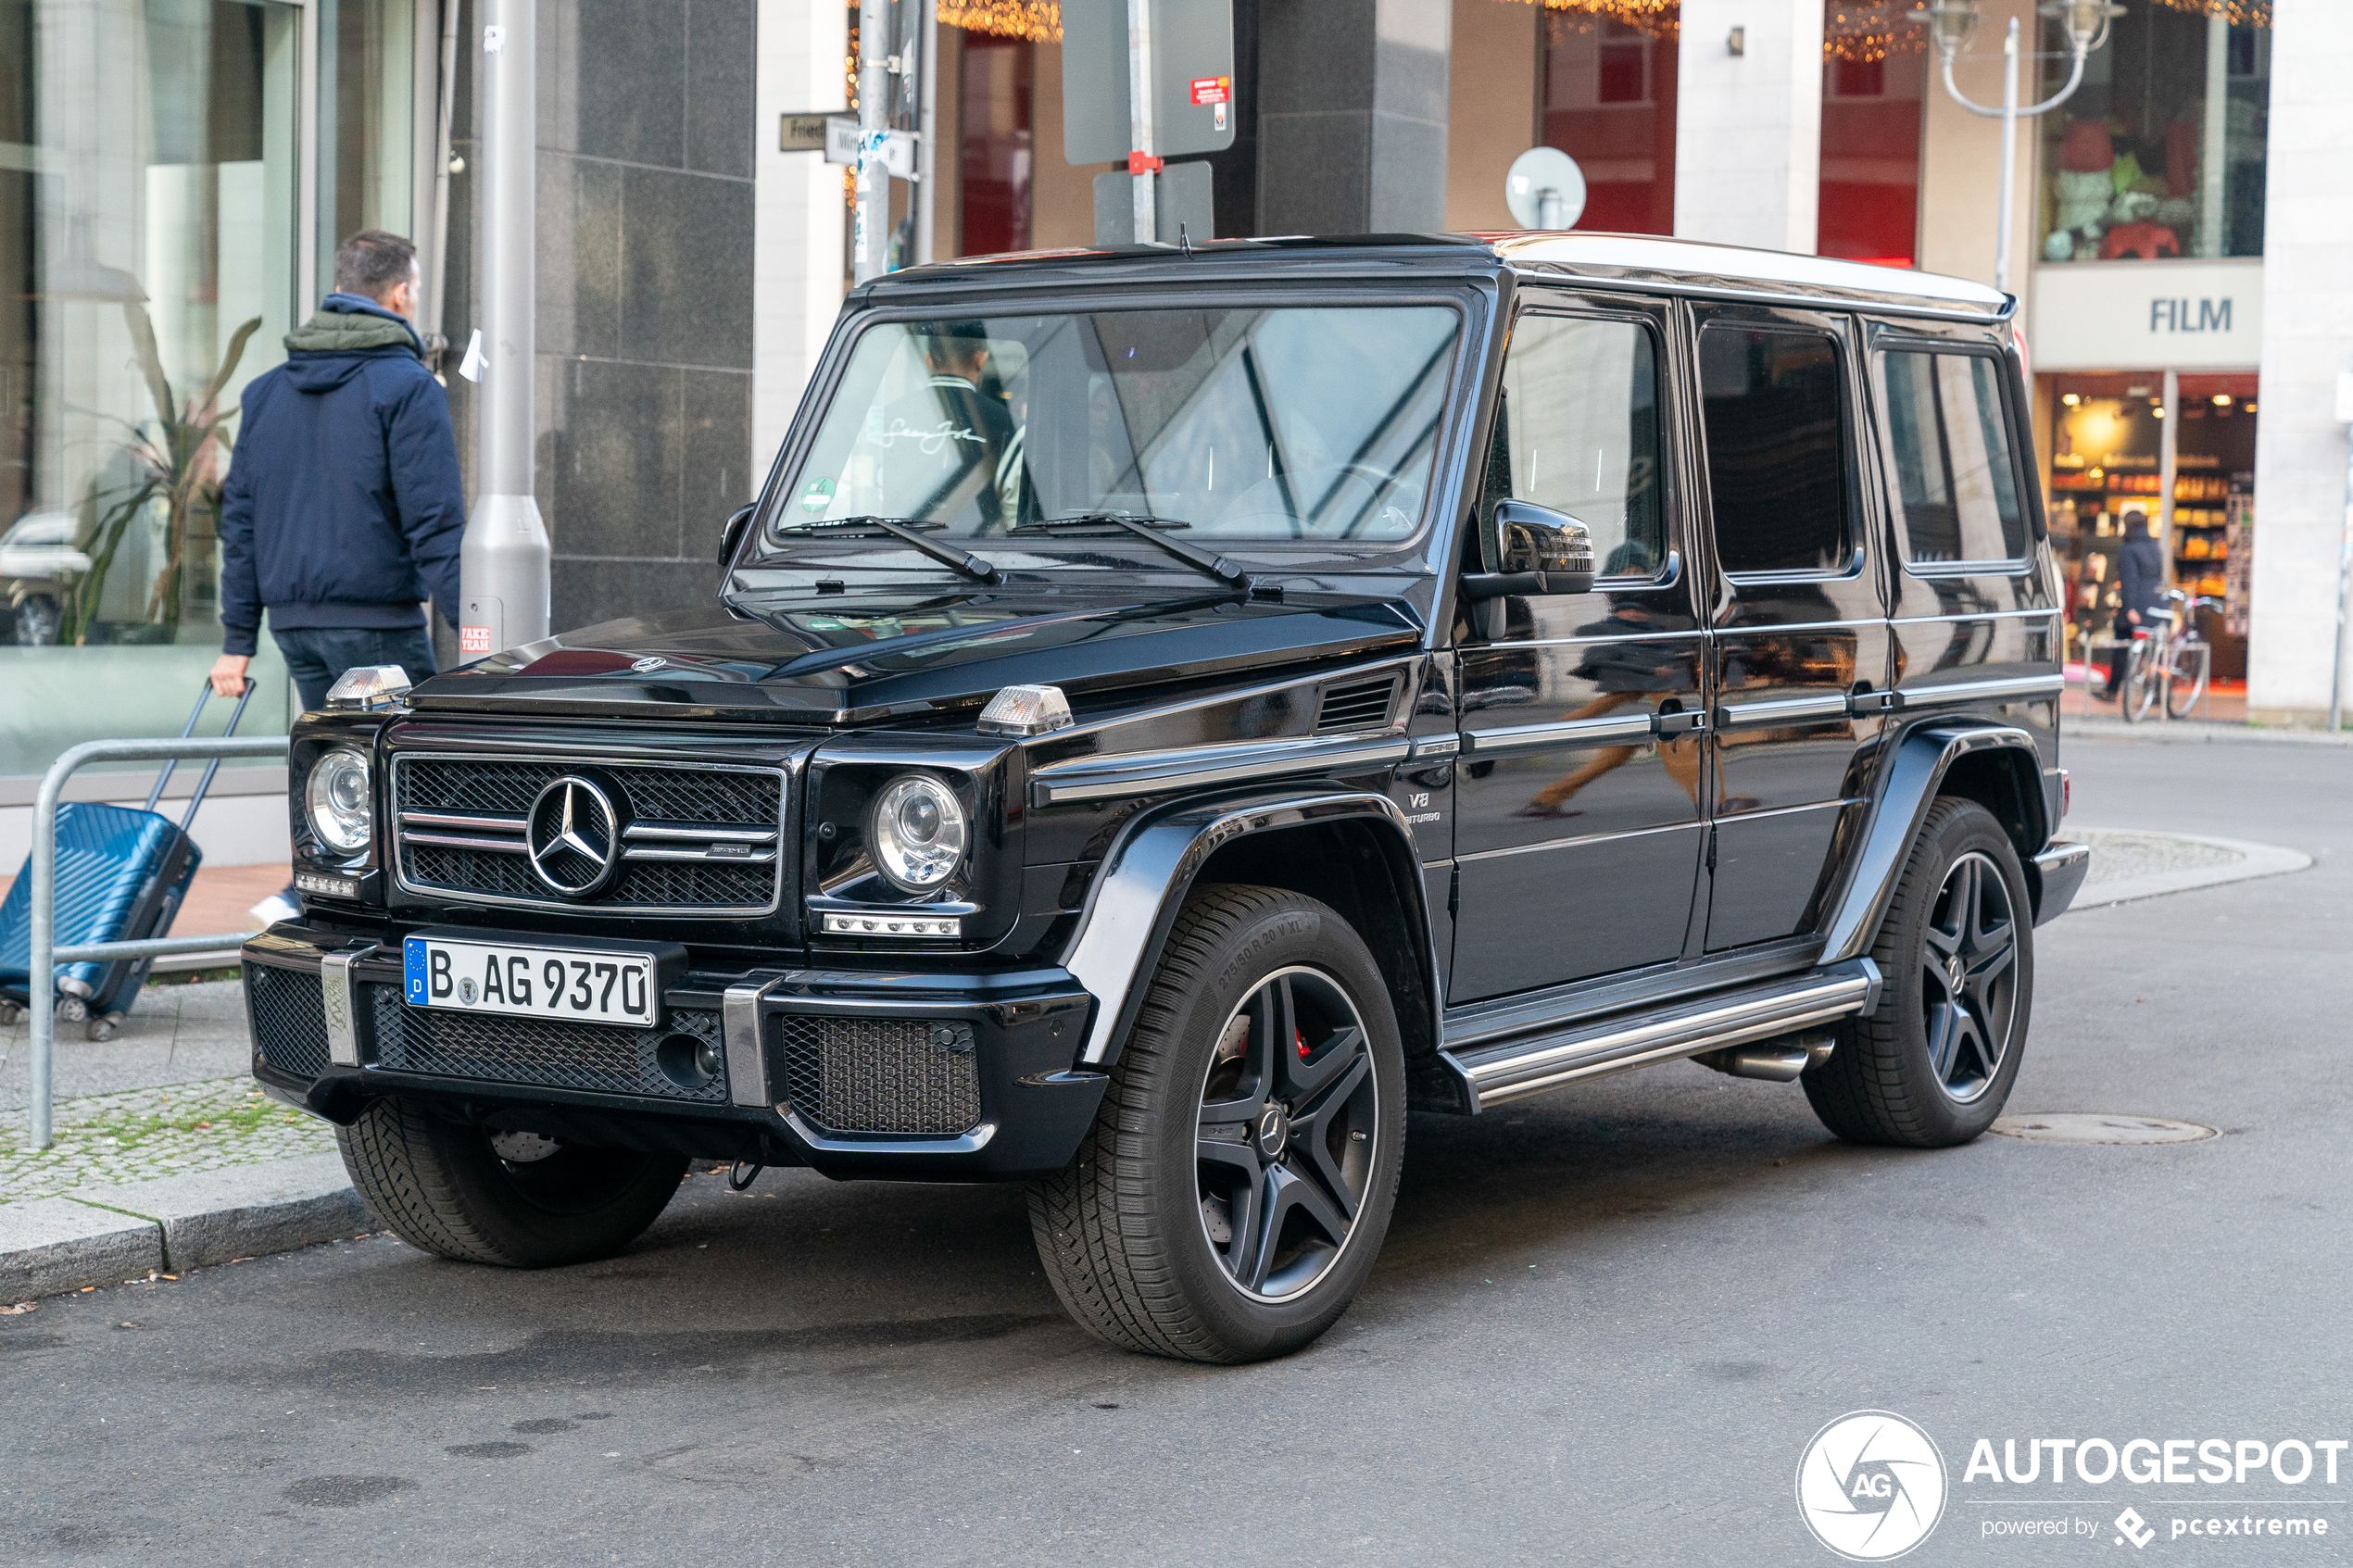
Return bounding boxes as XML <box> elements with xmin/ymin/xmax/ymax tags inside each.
<box><xmin>1315</xmin><ymin>676</ymin><xmax>1400</xmax><ymax>734</ymax></box>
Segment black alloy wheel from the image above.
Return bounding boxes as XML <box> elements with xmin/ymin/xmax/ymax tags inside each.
<box><xmin>1919</xmin><ymin>850</ymin><xmax>2020</xmax><ymax>1104</ymax></box>
<box><xmin>1195</xmin><ymin>966</ymin><xmax>1380</xmax><ymax>1302</ymax></box>
<box><xmin>1028</xmin><ymin>884</ymin><xmax>1405</xmax><ymax>1362</ymax></box>
<box><xmin>1804</xmin><ymin>797</ymin><xmax>2033</xmax><ymax>1148</ymax></box>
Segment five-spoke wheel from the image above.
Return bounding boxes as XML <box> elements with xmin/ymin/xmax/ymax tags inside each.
<box><xmin>1029</xmin><ymin>884</ymin><xmax>1404</xmax><ymax>1362</ymax></box>
<box><xmin>1919</xmin><ymin>850</ymin><xmax>2020</xmax><ymax>1104</ymax></box>
<box><xmin>1194</xmin><ymin>967</ymin><xmax>1380</xmax><ymax>1301</ymax></box>
<box><xmin>1805</xmin><ymin>797</ymin><xmax>2034</xmax><ymax>1147</ymax></box>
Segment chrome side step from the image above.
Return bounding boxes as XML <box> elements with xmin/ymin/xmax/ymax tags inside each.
<box><xmin>1439</xmin><ymin>962</ymin><xmax>1881</xmax><ymax>1112</ymax></box>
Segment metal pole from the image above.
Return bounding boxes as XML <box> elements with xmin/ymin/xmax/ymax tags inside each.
<box><xmin>460</xmin><ymin>0</ymin><xmax>550</xmax><ymax>658</ymax></box>
<box><xmin>424</xmin><ymin>0</ymin><xmax>460</xmax><ymax>353</ymax></box>
<box><xmin>915</xmin><ymin>0</ymin><xmax>938</xmax><ymax>265</ymax></box>
<box><xmin>1126</xmin><ymin>0</ymin><xmax>1155</xmax><ymax>244</ymax></box>
<box><xmin>854</xmin><ymin>0</ymin><xmax>892</xmax><ymax>281</ymax></box>
<box><xmin>24</xmin><ymin>736</ymin><xmax>290</xmax><ymax>1150</ymax></box>
<box><xmin>1994</xmin><ymin>17</ymin><xmax>2019</xmax><ymax>295</ymax></box>
<box><xmin>2333</xmin><ymin>437</ymin><xmax>2353</xmax><ymax>732</ymax></box>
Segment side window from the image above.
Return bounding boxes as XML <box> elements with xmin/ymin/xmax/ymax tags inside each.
<box><xmin>1877</xmin><ymin>349</ymin><xmax>2029</xmax><ymax>566</ymax></box>
<box><xmin>1697</xmin><ymin>325</ymin><xmax>1850</xmax><ymax>576</ymax></box>
<box><xmin>1485</xmin><ymin>314</ymin><xmax>1667</xmax><ymax>578</ymax></box>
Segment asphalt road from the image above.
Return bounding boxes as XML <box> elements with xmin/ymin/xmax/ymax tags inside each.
<box><xmin>6</xmin><ymin>736</ymin><xmax>2348</xmax><ymax>1567</ymax></box>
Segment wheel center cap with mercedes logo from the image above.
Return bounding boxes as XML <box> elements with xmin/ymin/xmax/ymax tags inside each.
<box><xmin>1255</xmin><ymin>1101</ymin><xmax>1290</xmax><ymax>1159</ymax></box>
<box><xmin>526</xmin><ymin>774</ymin><xmax>623</xmax><ymax>897</ymax></box>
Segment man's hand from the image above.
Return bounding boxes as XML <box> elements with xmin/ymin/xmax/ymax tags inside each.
<box><xmin>210</xmin><ymin>654</ymin><xmax>252</xmax><ymax>696</ymax></box>
<box><xmin>2125</xmin><ymin>609</ymin><xmax>2141</xmax><ymax>626</ymax></box>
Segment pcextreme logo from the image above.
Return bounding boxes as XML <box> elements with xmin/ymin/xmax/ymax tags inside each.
<box><xmin>1798</xmin><ymin>1410</ymin><xmax>1950</xmax><ymax>1561</ymax></box>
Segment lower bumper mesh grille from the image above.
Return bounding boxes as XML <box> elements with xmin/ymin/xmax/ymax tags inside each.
<box><xmin>246</xmin><ymin>961</ymin><xmax>331</xmax><ymax>1079</ymax></box>
<box><xmin>778</xmin><ymin>1016</ymin><xmax>981</xmax><ymax>1135</ymax></box>
<box><xmin>367</xmin><ymin>985</ymin><xmax>728</xmax><ymax>1104</ymax></box>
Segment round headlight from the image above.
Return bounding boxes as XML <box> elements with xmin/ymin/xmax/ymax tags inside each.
<box><xmin>869</xmin><ymin>772</ymin><xmax>967</xmax><ymax>892</ymax></box>
<box><xmin>305</xmin><ymin>748</ymin><xmax>373</xmax><ymax>853</ymax></box>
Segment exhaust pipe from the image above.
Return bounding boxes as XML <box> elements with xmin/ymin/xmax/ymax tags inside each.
<box><xmin>1695</xmin><ymin>1030</ymin><xmax>1836</xmax><ymax>1083</ymax></box>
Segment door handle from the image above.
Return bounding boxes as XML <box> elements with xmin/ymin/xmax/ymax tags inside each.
<box><xmin>1847</xmin><ymin>688</ymin><xmax>1899</xmax><ymax>716</ymax></box>
<box><xmin>1652</xmin><ymin>709</ymin><xmax>1706</xmax><ymax>737</ymax></box>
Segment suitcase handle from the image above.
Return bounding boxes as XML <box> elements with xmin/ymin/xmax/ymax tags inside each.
<box><xmin>143</xmin><ymin>675</ymin><xmax>258</xmax><ymax>830</ymax></box>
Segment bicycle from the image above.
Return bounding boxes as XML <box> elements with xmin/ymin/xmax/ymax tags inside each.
<box><xmin>2120</xmin><ymin>590</ymin><xmax>2220</xmax><ymax>723</ymax></box>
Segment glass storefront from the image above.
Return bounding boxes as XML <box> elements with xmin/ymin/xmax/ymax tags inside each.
<box><xmin>2043</xmin><ymin>370</ymin><xmax>2258</xmax><ymax>686</ymax></box>
<box><xmin>1541</xmin><ymin>12</ymin><xmax>1678</xmax><ymax>236</ymax></box>
<box><xmin>1</xmin><ymin>0</ymin><xmax>419</xmax><ymax>779</ymax></box>
<box><xmin>2039</xmin><ymin>1</ymin><xmax>2270</xmax><ymax>266</ymax></box>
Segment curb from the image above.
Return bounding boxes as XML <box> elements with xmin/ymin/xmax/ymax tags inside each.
<box><xmin>1</xmin><ymin>1154</ymin><xmax>371</xmax><ymax>1302</ymax></box>
<box><xmin>2069</xmin><ymin>828</ymin><xmax>2314</xmax><ymax>909</ymax></box>
<box><xmin>2068</xmin><ymin>717</ymin><xmax>2353</xmax><ymax>747</ymax></box>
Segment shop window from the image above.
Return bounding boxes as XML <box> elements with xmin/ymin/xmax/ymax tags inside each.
<box><xmin>1876</xmin><ymin>350</ymin><xmax>2027</xmax><ymax>567</ymax></box>
<box><xmin>958</xmin><ymin>33</ymin><xmax>1033</xmax><ymax>257</ymax></box>
<box><xmin>1541</xmin><ymin>13</ymin><xmax>1677</xmax><ymax>235</ymax></box>
<box><xmin>0</xmin><ymin>0</ymin><xmax>321</xmax><ymax>774</ymax></box>
<box><xmin>1698</xmin><ymin>326</ymin><xmax>1850</xmax><ymax>577</ymax></box>
<box><xmin>2040</xmin><ymin>6</ymin><xmax>2270</xmax><ymax>264</ymax></box>
<box><xmin>1485</xmin><ymin>314</ymin><xmax>1667</xmax><ymax>577</ymax></box>
<box><xmin>1817</xmin><ymin>6</ymin><xmax>1923</xmax><ymax>269</ymax></box>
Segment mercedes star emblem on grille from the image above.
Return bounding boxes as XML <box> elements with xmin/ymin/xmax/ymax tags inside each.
<box><xmin>525</xmin><ymin>774</ymin><xmax>623</xmax><ymax>896</ymax></box>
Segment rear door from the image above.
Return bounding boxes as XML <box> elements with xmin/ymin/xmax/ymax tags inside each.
<box><xmin>1691</xmin><ymin>307</ymin><xmax>1892</xmax><ymax>953</ymax></box>
<box><xmin>1449</xmin><ymin>293</ymin><xmax>1706</xmax><ymax>1003</ymax></box>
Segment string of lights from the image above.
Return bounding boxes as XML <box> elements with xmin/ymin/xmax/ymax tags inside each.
<box><xmin>2145</xmin><ymin>0</ymin><xmax>2269</xmax><ymax>25</ymax></box>
<box><xmin>936</xmin><ymin>0</ymin><xmax>1063</xmax><ymax>42</ymax></box>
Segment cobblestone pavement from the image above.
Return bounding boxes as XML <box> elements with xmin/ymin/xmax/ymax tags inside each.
<box><xmin>0</xmin><ymin>1075</ymin><xmax>338</xmax><ymax>1204</ymax></box>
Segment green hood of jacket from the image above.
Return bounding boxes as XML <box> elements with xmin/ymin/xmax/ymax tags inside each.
<box><xmin>283</xmin><ymin>295</ymin><xmax>422</xmax><ymax>357</ymax></box>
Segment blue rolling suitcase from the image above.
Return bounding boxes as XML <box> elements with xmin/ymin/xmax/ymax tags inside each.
<box><xmin>0</xmin><ymin>678</ymin><xmax>257</xmax><ymax>1041</ymax></box>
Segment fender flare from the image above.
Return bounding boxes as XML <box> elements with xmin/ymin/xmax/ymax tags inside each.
<box><xmin>1059</xmin><ymin>788</ymin><xmax>1437</xmax><ymax>1070</ymax></box>
<box><xmin>1819</xmin><ymin>722</ymin><xmax>2048</xmax><ymax>964</ymax></box>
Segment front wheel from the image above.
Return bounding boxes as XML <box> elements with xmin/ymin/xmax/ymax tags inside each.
<box><xmin>337</xmin><ymin>1098</ymin><xmax>688</xmax><ymax>1267</ymax></box>
<box><xmin>1804</xmin><ymin>798</ymin><xmax>2032</xmax><ymax>1148</ymax></box>
<box><xmin>1028</xmin><ymin>885</ymin><xmax>1405</xmax><ymax>1362</ymax></box>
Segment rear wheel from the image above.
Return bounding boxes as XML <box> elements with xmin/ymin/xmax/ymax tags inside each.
<box><xmin>337</xmin><ymin>1098</ymin><xmax>687</xmax><ymax>1267</ymax></box>
<box><xmin>1028</xmin><ymin>884</ymin><xmax>1405</xmax><ymax>1362</ymax></box>
<box><xmin>1804</xmin><ymin>798</ymin><xmax>2032</xmax><ymax>1148</ymax></box>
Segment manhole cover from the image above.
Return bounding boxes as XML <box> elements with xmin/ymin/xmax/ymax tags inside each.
<box><xmin>1991</xmin><ymin>1114</ymin><xmax>2219</xmax><ymax>1145</ymax></box>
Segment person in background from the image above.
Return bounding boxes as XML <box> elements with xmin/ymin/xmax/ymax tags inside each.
<box><xmin>209</xmin><ymin>229</ymin><xmax>465</xmax><ymax>923</ymax></box>
<box><xmin>2100</xmin><ymin>508</ymin><xmax>2171</xmax><ymax>700</ymax></box>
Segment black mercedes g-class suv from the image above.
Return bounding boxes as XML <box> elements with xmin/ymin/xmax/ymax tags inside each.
<box><xmin>245</xmin><ymin>233</ymin><xmax>2089</xmax><ymax>1363</ymax></box>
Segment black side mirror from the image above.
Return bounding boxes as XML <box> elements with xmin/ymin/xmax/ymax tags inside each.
<box><xmin>1460</xmin><ymin>500</ymin><xmax>1596</xmax><ymax>601</ymax></box>
<box><xmin>716</xmin><ymin>503</ymin><xmax>758</xmax><ymax>568</ymax></box>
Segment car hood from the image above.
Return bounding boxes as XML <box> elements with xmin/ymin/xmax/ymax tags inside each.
<box><xmin>408</xmin><ymin>585</ymin><xmax>1424</xmax><ymax>725</ymax></box>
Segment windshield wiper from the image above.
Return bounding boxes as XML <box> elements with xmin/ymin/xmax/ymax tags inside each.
<box><xmin>1016</xmin><ymin>512</ymin><xmax>1252</xmax><ymax>594</ymax></box>
<box><xmin>773</xmin><ymin>514</ymin><xmax>1001</xmax><ymax>586</ymax></box>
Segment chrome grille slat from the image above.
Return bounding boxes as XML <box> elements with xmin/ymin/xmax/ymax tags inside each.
<box><xmin>392</xmin><ymin>753</ymin><xmax>786</xmax><ymax>915</ymax></box>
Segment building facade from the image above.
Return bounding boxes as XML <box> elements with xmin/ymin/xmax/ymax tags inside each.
<box><xmin>3</xmin><ymin>0</ymin><xmax>2346</xmax><ymax>862</ymax></box>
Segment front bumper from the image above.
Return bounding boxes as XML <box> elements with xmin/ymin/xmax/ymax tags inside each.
<box><xmin>241</xmin><ymin>922</ymin><xmax>1103</xmax><ymax>1179</ymax></box>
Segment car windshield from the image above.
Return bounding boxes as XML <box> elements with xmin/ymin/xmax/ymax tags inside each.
<box><xmin>771</xmin><ymin>304</ymin><xmax>1461</xmax><ymax>546</ymax></box>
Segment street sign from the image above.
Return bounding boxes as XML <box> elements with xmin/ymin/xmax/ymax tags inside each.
<box><xmin>1062</xmin><ymin>0</ymin><xmax>1236</xmax><ymax>166</ymax></box>
<box><xmin>779</xmin><ymin>112</ymin><xmax>846</xmax><ymax>154</ymax></box>
<box><xmin>1505</xmin><ymin>146</ymin><xmax>1587</xmax><ymax>231</ymax></box>
<box><xmin>1093</xmin><ymin>160</ymin><xmax>1213</xmax><ymax>245</ymax></box>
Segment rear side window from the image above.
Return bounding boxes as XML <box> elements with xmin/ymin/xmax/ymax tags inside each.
<box><xmin>1485</xmin><ymin>314</ymin><xmax>1667</xmax><ymax>577</ymax></box>
<box><xmin>1697</xmin><ymin>325</ymin><xmax>1851</xmax><ymax>576</ymax></box>
<box><xmin>1877</xmin><ymin>349</ymin><xmax>2029</xmax><ymax>566</ymax></box>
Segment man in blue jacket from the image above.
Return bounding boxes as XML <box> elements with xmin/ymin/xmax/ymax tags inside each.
<box><xmin>209</xmin><ymin>230</ymin><xmax>464</xmax><ymax>922</ymax></box>
<box><xmin>208</xmin><ymin>229</ymin><xmax>463</xmax><ymax>710</ymax></box>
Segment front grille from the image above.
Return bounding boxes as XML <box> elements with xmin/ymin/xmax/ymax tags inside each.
<box><xmin>247</xmin><ymin>962</ymin><xmax>332</xmax><ymax>1079</ymax></box>
<box><xmin>392</xmin><ymin>754</ymin><xmax>786</xmax><ymax>915</ymax></box>
<box><xmin>367</xmin><ymin>985</ymin><xmax>728</xmax><ymax>1104</ymax></box>
<box><xmin>778</xmin><ymin>1016</ymin><xmax>981</xmax><ymax>1136</ymax></box>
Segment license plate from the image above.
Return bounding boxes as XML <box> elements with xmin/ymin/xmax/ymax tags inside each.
<box><xmin>403</xmin><ymin>935</ymin><xmax>660</xmax><ymax>1027</ymax></box>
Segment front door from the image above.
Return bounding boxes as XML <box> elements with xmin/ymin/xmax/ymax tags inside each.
<box><xmin>1691</xmin><ymin>307</ymin><xmax>1892</xmax><ymax>952</ymax></box>
<box><xmin>1449</xmin><ymin>297</ymin><xmax>1705</xmax><ymax>1003</ymax></box>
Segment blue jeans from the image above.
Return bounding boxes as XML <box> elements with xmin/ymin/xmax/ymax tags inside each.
<box><xmin>272</xmin><ymin>625</ymin><xmax>438</xmax><ymax>714</ymax></box>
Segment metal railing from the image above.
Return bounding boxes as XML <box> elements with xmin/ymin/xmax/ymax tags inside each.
<box><xmin>23</xmin><ymin>734</ymin><xmax>289</xmax><ymax>1148</ymax></box>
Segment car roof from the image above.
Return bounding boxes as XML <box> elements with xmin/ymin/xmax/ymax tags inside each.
<box><xmin>867</xmin><ymin>232</ymin><xmax>2013</xmax><ymax>323</ymax></box>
